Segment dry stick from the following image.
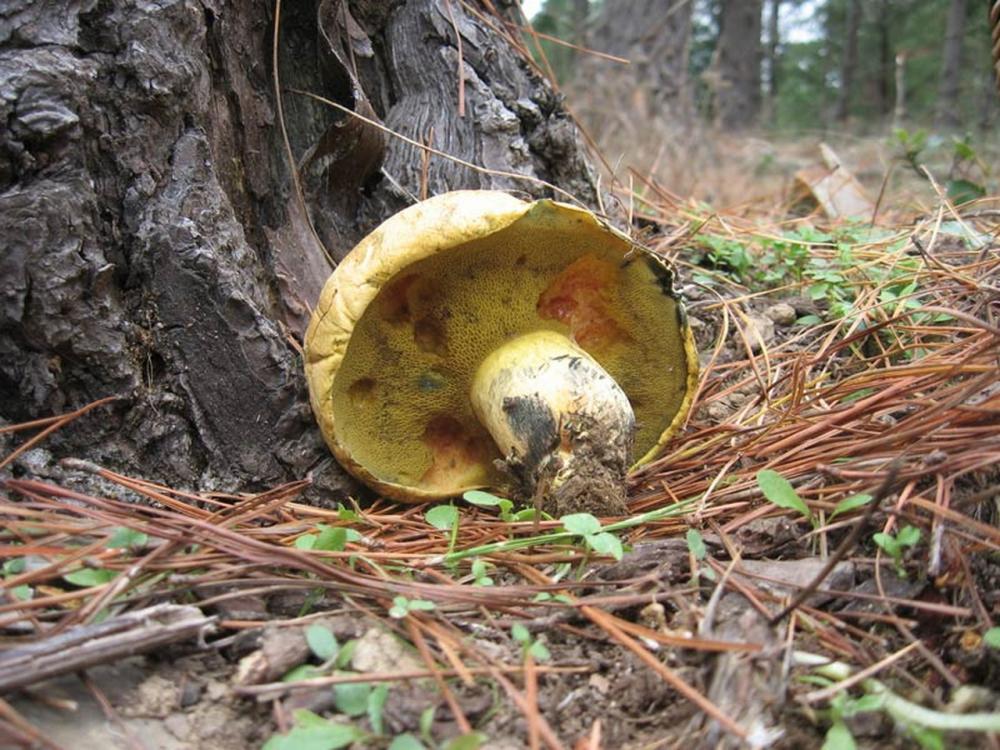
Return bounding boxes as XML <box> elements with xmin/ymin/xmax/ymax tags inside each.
<box><xmin>0</xmin><ymin>604</ymin><xmax>215</xmax><ymax>693</ymax></box>
<box><xmin>525</xmin><ymin>652</ymin><xmax>541</xmax><ymax>750</ymax></box>
<box><xmin>873</xmin><ymin>555</ymin><xmax>962</xmax><ymax>690</ymax></box>
<box><xmin>0</xmin><ymin>396</ymin><xmax>119</xmax><ymax>472</ymax></box>
<box><xmin>802</xmin><ymin>641</ymin><xmax>921</xmax><ymax>705</ymax></box>
<box><xmin>405</xmin><ymin>616</ymin><xmax>472</xmax><ymax>735</ymax></box>
<box><xmin>489</xmin><ymin>667</ymin><xmax>566</xmax><ymax>750</ymax></box>
<box><xmin>580</xmin><ymin>605</ymin><xmax>746</xmax><ymax>742</ymax></box>
<box><xmin>79</xmin><ymin>671</ymin><xmax>146</xmax><ymax>750</ymax></box>
<box><xmin>769</xmin><ymin>464</ymin><xmax>901</xmax><ymax>625</ymax></box>
<box><xmin>0</xmin><ymin>698</ymin><xmax>66</xmax><ymax>750</ymax></box>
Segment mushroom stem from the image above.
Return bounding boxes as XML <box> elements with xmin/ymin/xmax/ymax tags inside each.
<box><xmin>470</xmin><ymin>330</ymin><xmax>635</xmax><ymax>516</ymax></box>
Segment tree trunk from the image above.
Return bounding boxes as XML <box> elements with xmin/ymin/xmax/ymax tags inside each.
<box><xmin>877</xmin><ymin>0</ymin><xmax>893</xmax><ymax>118</ymax></box>
<box><xmin>935</xmin><ymin>0</ymin><xmax>966</xmax><ymax>129</ymax></box>
<box><xmin>764</xmin><ymin>0</ymin><xmax>781</xmax><ymax>123</ymax></box>
<box><xmin>893</xmin><ymin>52</ymin><xmax>908</xmax><ymax>127</ymax></box>
<box><xmin>834</xmin><ymin>0</ymin><xmax>861</xmax><ymax>122</ymax></box>
<box><xmin>571</xmin><ymin>0</ymin><xmax>588</xmax><ymax>48</ymax></box>
<box><xmin>0</xmin><ymin>0</ymin><xmax>599</xmax><ymax>499</ymax></box>
<box><xmin>582</xmin><ymin>0</ymin><xmax>694</xmax><ymax>122</ymax></box>
<box><xmin>715</xmin><ymin>0</ymin><xmax>763</xmax><ymax>130</ymax></box>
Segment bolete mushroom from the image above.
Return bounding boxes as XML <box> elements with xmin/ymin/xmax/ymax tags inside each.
<box><xmin>304</xmin><ymin>191</ymin><xmax>697</xmax><ymax>516</ymax></box>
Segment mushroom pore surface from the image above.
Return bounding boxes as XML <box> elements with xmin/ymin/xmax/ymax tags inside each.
<box><xmin>327</xmin><ymin>217</ymin><xmax>691</xmax><ymax>499</ymax></box>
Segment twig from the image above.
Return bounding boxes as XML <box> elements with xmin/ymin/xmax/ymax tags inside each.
<box><xmin>0</xmin><ymin>604</ymin><xmax>216</xmax><ymax>693</ymax></box>
<box><xmin>769</xmin><ymin>463</ymin><xmax>900</xmax><ymax>625</ymax></box>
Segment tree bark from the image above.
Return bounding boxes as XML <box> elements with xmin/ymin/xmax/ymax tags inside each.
<box><xmin>0</xmin><ymin>0</ymin><xmax>599</xmax><ymax>499</ymax></box>
<box><xmin>763</xmin><ymin>0</ymin><xmax>781</xmax><ymax>123</ymax></box>
<box><xmin>715</xmin><ymin>0</ymin><xmax>763</xmax><ymax>130</ymax></box>
<box><xmin>571</xmin><ymin>0</ymin><xmax>588</xmax><ymax>48</ymax></box>
<box><xmin>893</xmin><ymin>52</ymin><xmax>908</xmax><ymax>127</ymax></box>
<box><xmin>876</xmin><ymin>0</ymin><xmax>893</xmax><ymax>118</ymax></box>
<box><xmin>834</xmin><ymin>0</ymin><xmax>861</xmax><ymax>122</ymax></box>
<box><xmin>935</xmin><ymin>0</ymin><xmax>966</xmax><ymax>129</ymax></box>
<box><xmin>582</xmin><ymin>0</ymin><xmax>694</xmax><ymax>122</ymax></box>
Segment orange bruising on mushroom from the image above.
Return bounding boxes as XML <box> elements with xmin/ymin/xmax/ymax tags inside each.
<box><xmin>419</xmin><ymin>415</ymin><xmax>493</xmax><ymax>490</ymax></box>
<box><xmin>536</xmin><ymin>255</ymin><xmax>630</xmax><ymax>350</ymax></box>
<box><xmin>379</xmin><ymin>274</ymin><xmax>451</xmax><ymax>356</ymax></box>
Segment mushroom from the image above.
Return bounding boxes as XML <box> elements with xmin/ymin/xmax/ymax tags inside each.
<box><xmin>304</xmin><ymin>191</ymin><xmax>697</xmax><ymax>516</ymax></box>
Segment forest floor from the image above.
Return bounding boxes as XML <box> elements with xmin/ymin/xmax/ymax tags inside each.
<box><xmin>2</xmin><ymin>137</ymin><xmax>1000</xmax><ymax>750</ymax></box>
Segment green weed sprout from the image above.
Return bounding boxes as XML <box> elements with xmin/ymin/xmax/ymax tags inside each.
<box><xmin>872</xmin><ymin>525</ymin><xmax>921</xmax><ymax>578</ymax></box>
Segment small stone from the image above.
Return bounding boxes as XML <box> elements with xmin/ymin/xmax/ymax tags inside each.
<box><xmin>638</xmin><ymin>602</ymin><xmax>667</xmax><ymax>631</ymax></box>
<box><xmin>706</xmin><ymin>401</ymin><xmax>729</xmax><ymax>422</ymax></box>
<box><xmin>764</xmin><ymin>302</ymin><xmax>797</xmax><ymax>326</ymax></box>
<box><xmin>351</xmin><ymin>627</ymin><xmax>423</xmax><ymax>674</ymax></box>
<box><xmin>163</xmin><ymin>713</ymin><xmax>190</xmax><ymax>740</ymax></box>
<box><xmin>744</xmin><ymin>314</ymin><xmax>775</xmax><ymax>353</ymax></box>
<box><xmin>588</xmin><ymin>673</ymin><xmax>610</xmax><ymax>694</ymax></box>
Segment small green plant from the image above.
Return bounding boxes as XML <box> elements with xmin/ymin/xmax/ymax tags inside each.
<box><xmin>892</xmin><ymin>127</ymin><xmax>928</xmax><ymax>174</ymax></box>
<box><xmin>946</xmin><ymin>135</ymin><xmax>988</xmax><ymax>206</ymax></box>
<box><xmin>305</xmin><ymin>622</ymin><xmax>339</xmax><ymax>661</ymax></box>
<box><xmin>425</xmin><ymin>504</ymin><xmax>460</xmax><ymax>556</ymax></box>
<box><xmin>984</xmin><ymin>628</ymin><xmax>1000</xmax><ymax>649</ymax></box>
<box><xmin>2</xmin><ymin>557</ymin><xmax>32</xmax><ymax>602</ymax></box>
<box><xmin>757</xmin><ymin>470</ymin><xmax>815</xmax><ymax>527</ymax></box>
<box><xmin>511</xmin><ymin>623</ymin><xmax>550</xmax><ymax>661</ymax></box>
<box><xmin>389</xmin><ymin>595</ymin><xmax>436</xmax><ymax>619</ymax></box>
<box><xmin>388</xmin><ymin>736</ymin><xmax>427</xmax><ymax>750</ymax></box>
<box><xmin>470</xmin><ymin>558</ymin><xmax>494</xmax><ymax>586</ymax></box>
<box><xmin>560</xmin><ymin>513</ymin><xmax>624</xmax><ymax>561</ymax></box>
<box><xmin>270</xmin><ymin>623</ymin><xmax>486</xmax><ymax>749</ymax></box>
<box><xmin>828</xmin><ymin>493</ymin><xmax>873</xmax><ymax>521</ymax></box>
<box><xmin>821</xmin><ymin>689</ymin><xmax>886</xmax><ymax>750</ymax></box>
<box><xmin>796</xmin><ymin>651</ymin><xmax>1000</xmax><ymax>749</ymax></box>
<box><xmin>463</xmin><ymin>490</ymin><xmax>514</xmax><ymax>520</ymax></box>
<box><xmin>63</xmin><ymin>567</ymin><xmax>116</xmax><ymax>587</ymax></box>
<box><xmin>263</xmin><ymin>709</ymin><xmax>367</xmax><ymax>750</ymax></box>
<box><xmin>462</xmin><ymin>490</ymin><xmax>552</xmax><ymax>524</ymax></box>
<box><xmin>685</xmin><ymin>528</ymin><xmax>715</xmax><ymax>583</ymax></box>
<box><xmin>685</xmin><ymin>528</ymin><xmax>707</xmax><ymax>560</ymax></box>
<box><xmin>295</xmin><ymin>524</ymin><xmax>362</xmax><ymax>551</ymax></box>
<box><xmin>872</xmin><ymin>525</ymin><xmax>921</xmax><ymax>578</ymax></box>
<box><xmin>106</xmin><ymin>526</ymin><xmax>149</xmax><ymax>550</ymax></box>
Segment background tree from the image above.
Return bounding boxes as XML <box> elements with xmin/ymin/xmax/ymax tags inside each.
<box><xmin>0</xmin><ymin>0</ymin><xmax>598</xmax><ymax>495</ymax></box>
<box><xmin>763</xmin><ymin>0</ymin><xmax>782</xmax><ymax>123</ymax></box>
<box><xmin>936</xmin><ymin>0</ymin><xmax>967</xmax><ymax>128</ymax></box>
<box><xmin>586</xmin><ymin>0</ymin><xmax>695</xmax><ymax>120</ymax></box>
<box><xmin>833</xmin><ymin>0</ymin><xmax>861</xmax><ymax>121</ymax></box>
<box><xmin>714</xmin><ymin>0</ymin><xmax>763</xmax><ymax>129</ymax></box>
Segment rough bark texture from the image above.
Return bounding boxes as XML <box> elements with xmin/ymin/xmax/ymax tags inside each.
<box><xmin>876</xmin><ymin>0</ymin><xmax>893</xmax><ymax>117</ymax></box>
<box><xmin>0</xmin><ymin>0</ymin><xmax>599</xmax><ymax>500</ymax></box>
<box><xmin>834</xmin><ymin>0</ymin><xmax>861</xmax><ymax>122</ymax></box>
<box><xmin>935</xmin><ymin>0</ymin><xmax>966</xmax><ymax>128</ymax></box>
<box><xmin>715</xmin><ymin>0</ymin><xmax>762</xmax><ymax>130</ymax></box>
<box><xmin>583</xmin><ymin>0</ymin><xmax>694</xmax><ymax>122</ymax></box>
<box><xmin>763</xmin><ymin>0</ymin><xmax>780</xmax><ymax>123</ymax></box>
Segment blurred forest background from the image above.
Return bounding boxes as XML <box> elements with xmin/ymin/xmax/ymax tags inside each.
<box><xmin>524</xmin><ymin>0</ymin><xmax>998</xmax><ymax>211</ymax></box>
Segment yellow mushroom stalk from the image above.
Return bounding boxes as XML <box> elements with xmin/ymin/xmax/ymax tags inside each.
<box><xmin>304</xmin><ymin>190</ymin><xmax>698</xmax><ymax>515</ymax></box>
<box><xmin>470</xmin><ymin>330</ymin><xmax>634</xmax><ymax>516</ymax></box>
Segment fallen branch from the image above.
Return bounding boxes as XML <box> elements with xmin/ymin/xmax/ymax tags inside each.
<box><xmin>0</xmin><ymin>604</ymin><xmax>216</xmax><ymax>693</ymax></box>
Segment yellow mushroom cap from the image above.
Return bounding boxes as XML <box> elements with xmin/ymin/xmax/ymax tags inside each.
<box><xmin>304</xmin><ymin>190</ymin><xmax>698</xmax><ymax>503</ymax></box>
